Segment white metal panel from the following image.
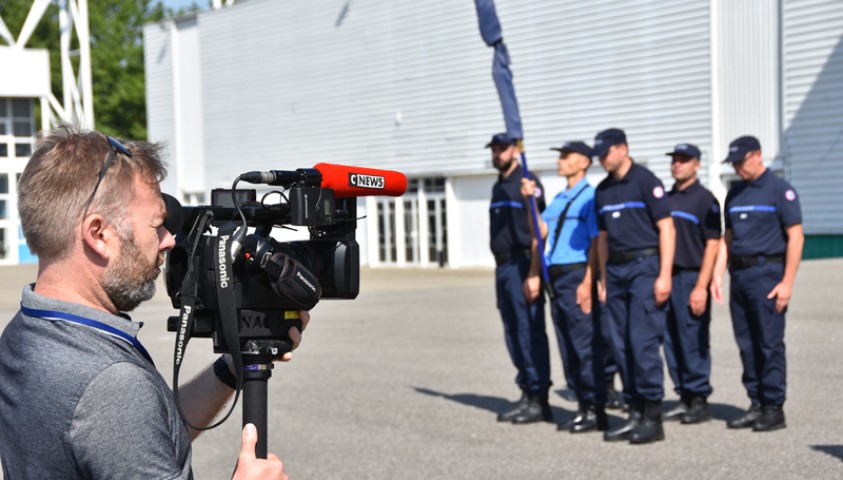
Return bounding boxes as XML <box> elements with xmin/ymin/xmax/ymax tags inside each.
<box><xmin>0</xmin><ymin>47</ymin><xmax>50</xmax><ymax>97</ymax></box>
<box><xmin>783</xmin><ymin>0</ymin><xmax>843</xmax><ymax>234</ymax></box>
<box><xmin>191</xmin><ymin>0</ymin><xmax>711</xmax><ymax>191</ymax></box>
<box><xmin>171</xmin><ymin>17</ymin><xmax>205</xmax><ymax>195</ymax></box>
<box><xmin>715</xmin><ymin>0</ymin><xmax>780</xmax><ymax>165</ymax></box>
<box><xmin>143</xmin><ymin>21</ymin><xmax>178</xmax><ymax>197</ymax></box>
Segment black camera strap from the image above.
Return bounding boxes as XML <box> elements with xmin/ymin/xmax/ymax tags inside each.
<box><xmin>548</xmin><ymin>185</ymin><xmax>588</xmax><ymax>260</ymax></box>
<box><xmin>172</xmin><ymin>214</ymin><xmax>241</xmax><ymax>431</ymax></box>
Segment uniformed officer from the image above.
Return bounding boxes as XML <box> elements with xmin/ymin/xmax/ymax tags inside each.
<box><xmin>662</xmin><ymin>143</ymin><xmax>720</xmax><ymax>424</ymax></box>
<box><xmin>487</xmin><ymin>133</ymin><xmax>552</xmax><ymax>424</ymax></box>
<box><xmin>593</xmin><ymin>128</ymin><xmax>675</xmax><ymax>444</ymax></box>
<box><xmin>521</xmin><ymin>140</ymin><xmax>607</xmax><ymax>433</ymax></box>
<box><xmin>711</xmin><ymin>135</ymin><xmax>803</xmax><ymax>432</ymax></box>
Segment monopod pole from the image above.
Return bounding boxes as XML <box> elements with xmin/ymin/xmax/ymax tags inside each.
<box><xmin>241</xmin><ymin>355</ymin><xmax>274</xmax><ymax>459</ymax></box>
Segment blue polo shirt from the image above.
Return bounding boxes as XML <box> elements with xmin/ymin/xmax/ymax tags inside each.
<box><xmin>595</xmin><ymin>162</ymin><xmax>671</xmax><ymax>252</ymax></box>
<box><xmin>725</xmin><ymin>169</ymin><xmax>802</xmax><ymax>257</ymax></box>
<box><xmin>542</xmin><ymin>178</ymin><xmax>598</xmax><ymax>265</ymax></box>
<box><xmin>668</xmin><ymin>180</ymin><xmax>721</xmax><ymax>270</ymax></box>
<box><xmin>490</xmin><ymin>165</ymin><xmax>546</xmax><ymax>255</ymax></box>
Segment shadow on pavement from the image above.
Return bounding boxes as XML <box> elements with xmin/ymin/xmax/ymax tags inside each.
<box><xmin>811</xmin><ymin>445</ymin><xmax>843</xmax><ymax>463</ymax></box>
<box><xmin>413</xmin><ymin>386</ymin><xmax>574</xmax><ymax>424</ymax></box>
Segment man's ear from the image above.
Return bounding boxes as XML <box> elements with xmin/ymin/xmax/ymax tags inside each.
<box><xmin>80</xmin><ymin>214</ymin><xmax>116</xmax><ymax>260</ymax></box>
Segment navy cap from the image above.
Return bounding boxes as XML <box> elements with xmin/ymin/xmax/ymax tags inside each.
<box><xmin>665</xmin><ymin>143</ymin><xmax>701</xmax><ymax>159</ymax></box>
<box><xmin>550</xmin><ymin>141</ymin><xmax>592</xmax><ymax>158</ymax></box>
<box><xmin>592</xmin><ymin>128</ymin><xmax>627</xmax><ymax>158</ymax></box>
<box><xmin>485</xmin><ymin>133</ymin><xmax>519</xmax><ymax>149</ymax></box>
<box><xmin>723</xmin><ymin>135</ymin><xmax>761</xmax><ymax>163</ymax></box>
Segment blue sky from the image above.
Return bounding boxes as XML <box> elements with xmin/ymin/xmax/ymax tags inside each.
<box><xmin>161</xmin><ymin>0</ymin><xmax>210</xmax><ymax>13</ymax></box>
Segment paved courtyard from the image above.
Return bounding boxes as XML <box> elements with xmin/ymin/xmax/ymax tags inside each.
<box><xmin>0</xmin><ymin>259</ymin><xmax>842</xmax><ymax>479</ymax></box>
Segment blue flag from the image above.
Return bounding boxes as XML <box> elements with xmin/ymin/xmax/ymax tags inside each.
<box><xmin>475</xmin><ymin>0</ymin><xmax>553</xmax><ymax>297</ymax></box>
<box><xmin>474</xmin><ymin>0</ymin><xmax>523</xmax><ymax>141</ymax></box>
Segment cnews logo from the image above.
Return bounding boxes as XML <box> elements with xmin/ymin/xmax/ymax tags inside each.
<box><xmin>348</xmin><ymin>173</ymin><xmax>384</xmax><ymax>189</ymax></box>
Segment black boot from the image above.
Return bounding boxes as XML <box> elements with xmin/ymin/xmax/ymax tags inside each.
<box><xmin>629</xmin><ymin>400</ymin><xmax>665</xmax><ymax>444</ymax></box>
<box><xmin>681</xmin><ymin>396</ymin><xmax>711</xmax><ymax>424</ymax></box>
<box><xmin>603</xmin><ymin>404</ymin><xmax>642</xmax><ymax>442</ymax></box>
<box><xmin>497</xmin><ymin>392</ymin><xmax>528</xmax><ymax>422</ymax></box>
<box><xmin>663</xmin><ymin>396</ymin><xmax>689</xmax><ymax>422</ymax></box>
<box><xmin>606</xmin><ymin>384</ymin><xmax>625</xmax><ymax>411</ymax></box>
<box><xmin>558</xmin><ymin>403</ymin><xmax>587</xmax><ymax>431</ymax></box>
<box><xmin>511</xmin><ymin>392</ymin><xmax>553</xmax><ymax>424</ymax></box>
<box><xmin>571</xmin><ymin>404</ymin><xmax>609</xmax><ymax>433</ymax></box>
<box><xmin>727</xmin><ymin>404</ymin><xmax>761</xmax><ymax>429</ymax></box>
<box><xmin>752</xmin><ymin>405</ymin><xmax>786</xmax><ymax>432</ymax></box>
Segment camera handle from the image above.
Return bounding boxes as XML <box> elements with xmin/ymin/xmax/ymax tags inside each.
<box><xmin>241</xmin><ymin>351</ymin><xmax>274</xmax><ymax>459</ymax></box>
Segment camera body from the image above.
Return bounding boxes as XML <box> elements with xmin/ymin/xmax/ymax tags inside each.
<box><xmin>165</xmin><ymin>172</ymin><xmax>359</xmax><ymax>356</ymax></box>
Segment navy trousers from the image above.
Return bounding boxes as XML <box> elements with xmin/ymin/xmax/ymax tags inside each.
<box><xmin>605</xmin><ymin>255</ymin><xmax>667</xmax><ymax>405</ymax></box>
<box><xmin>729</xmin><ymin>262</ymin><xmax>787</xmax><ymax>406</ymax></box>
<box><xmin>665</xmin><ymin>270</ymin><xmax>713</xmax><ymax>398</ymax></box>
<box><xmin>549</xmin><ymin>268</ymin><xmax>606</xmax><ymax>406</ymax></box>
<box><xmin>495</xmin><ymin>255</ymin><xmax>551</xmax><ymax>395</ymax></box>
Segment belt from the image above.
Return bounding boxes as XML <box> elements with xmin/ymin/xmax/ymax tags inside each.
<box><xmin>548</xmin><ymin>263</ymin><xmax>588</xmax><ymax>279</ymax></box>
<box><xmin>731</xmin><ymin>255</ymin><xmax>784</xmax><ymax>270</ymax></box>
<box><xmin>494</xmin><ymin>248</ymin><xmax>531</xmax><ymax>266</ymax></box>
<box><xmin>672</xmin><ymin>266</ymin><xmax>700</xmax><ymax>275</ymax></box>
<box><xmin>608</xmin><ymin>247</ymin><xmax>659</xmax><ymax>264</ymax></box>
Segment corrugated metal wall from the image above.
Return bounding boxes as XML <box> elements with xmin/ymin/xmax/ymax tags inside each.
<box><xmin>782</xmin><ymin>0</ymin><xmax>843</xmax><ymax>234</ymax></box>
<box><xmin>143</xmin><ymin>21</ymin><xmax>177</xmax><ymax>195</ymax></box>
<box><xmin>715</xmin><ymin>0</ymin><xmax>781</xmax><ymax>168</ymax></box>
<box><xmin>191</xmin><ymin>0</ymin><xmax>712</xmax><ymax>190</ymax></box>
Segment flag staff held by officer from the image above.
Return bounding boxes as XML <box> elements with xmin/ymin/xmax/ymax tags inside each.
<box><xmin>521</xmin><ymin>140</ymin><xmax>609</xmax><ymax>434</ymax></box>
<box><xmin>487</xmin><ymin>133</ymin><xmax>553</xmax><ymax>425</ymax></box>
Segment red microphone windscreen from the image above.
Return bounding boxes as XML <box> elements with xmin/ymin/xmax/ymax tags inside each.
<box><xmin>314</xmin><ymin>163</ymin><xmax>408</xmax><ymax>198</ymax></box>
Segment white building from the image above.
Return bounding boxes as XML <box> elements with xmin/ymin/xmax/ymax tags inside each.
<box><xmin>0</xmin><ymin>47</ymin><xmax>49</xmax><ymax>265</ymax></box>
<box><xmin>144</xmin><ymin>0</ymin><xmax>843</xmax><ymax>267</ymax></box>
<box><xmin>2</xmin><ymin>0</ymin><xmax>94</xmax><ymax>265</ymax></box>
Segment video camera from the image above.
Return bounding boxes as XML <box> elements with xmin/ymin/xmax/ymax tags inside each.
<box><xmin>162</xmin><ymin>163</ymin><xmax>406</xmax><ymax>446</ymax></box>
<box><xmin>164</xmin><ymin>163</ymin><xmax>406</xmax><ymax>357</ymax></box>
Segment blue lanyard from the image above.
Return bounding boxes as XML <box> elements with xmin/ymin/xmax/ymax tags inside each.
<box><xmin>20</xmin><ymin>305</ymin><xmax>155</xmax><ymax>366</ymax></box>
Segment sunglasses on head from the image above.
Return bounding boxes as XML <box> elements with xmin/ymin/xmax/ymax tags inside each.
<box><xmin>84</xmin><ymin>135</ymin><xmax>132</xmax><ymax>212</ymax></box>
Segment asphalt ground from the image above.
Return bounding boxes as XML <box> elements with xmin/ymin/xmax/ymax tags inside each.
<box><xmin>0</xmin><ymin>259</ymin><xmax>842</xmax><ymax>479</ymax></box>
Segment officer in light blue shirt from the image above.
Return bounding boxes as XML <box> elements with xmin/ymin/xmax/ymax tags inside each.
<box><xmin>522</xmin><ymin>141</ymin><xmax>607</xmax><ymax>434</ymax></box>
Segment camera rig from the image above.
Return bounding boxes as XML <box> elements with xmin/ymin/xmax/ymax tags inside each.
<box><xmin>164</xmin><ymin>164</ymin><xmax>406</xmax><ymax>456</ymax></box>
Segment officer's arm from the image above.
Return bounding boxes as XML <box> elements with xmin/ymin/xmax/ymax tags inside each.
<box><xmin>710</xmin><ymin>232</ymin><xmax>730</xmax><ymax>304</ymax></box>
<box><xmin>696</xmin><ymin>238</ymin><xmax>720</xmax><ymax>293</ymax></box>
<box><xmin>781</xmin><ymin>223</ymin><xmax>804</xmax><ymax>289</ymax></box>
<box><xmin>767</xmin><ymin>224</ymin><xmax>804</xmax><ymax>312</ymax></box>
<box><xmin>597</xmin><ymin>231</ymin><xmax>609</xmax><ymax>303</ymax></box>
<box><xmin>656</xmin><ymin>217</ymin><xmax>675</xmax><ymax>276</ymax></box>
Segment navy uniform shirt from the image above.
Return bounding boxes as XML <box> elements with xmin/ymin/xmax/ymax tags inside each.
<box><xmin>668</xmin><ymin>180</ymin><xmax>721</xmax><ymax>270</ymax></box>
<box><xmin>595</xmin><ymin>162</ymin><xmax>671</xmax><ymax>252</ymax></box>
<box><xmin>490</xmin><ymin>164</ymin><xmax>546</xmax><ymax>255</ymax></box>
<box><xmin>725</xmin><ymin>169</ymin><xmax>802</xmax><ymax>257</ymax></box>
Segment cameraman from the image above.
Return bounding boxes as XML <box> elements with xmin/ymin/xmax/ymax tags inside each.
<box><xmin>0</xmin><ymin>126</ymin><xmax>305</xmax><ymax>479</ymax></box>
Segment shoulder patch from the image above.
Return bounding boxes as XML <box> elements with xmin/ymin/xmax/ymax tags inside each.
<box><xmin>785</xmin><ymin>189</ymin><xmax>797</xmax><ymax>202</ymax></box>
<box><xmin>653</xmin><ymin>186</ymin><xmax>665</xmax><ymax>199</ymax></box>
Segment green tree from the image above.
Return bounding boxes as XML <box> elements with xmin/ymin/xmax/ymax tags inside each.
<box><xmin>0</xmin><ymin>0</ymin><xmax>202</xmax><ymax>140</ymax></box>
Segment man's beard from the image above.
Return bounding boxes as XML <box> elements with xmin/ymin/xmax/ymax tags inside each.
<box><xmin>495</xmin><ymin>157</ymin><xmax>514</xmax><ymax>173</ymax></box>
<box><xmin>102</xmin><ymin>233</ymin><xmax>158</xmax><ymax>312</ymax></box>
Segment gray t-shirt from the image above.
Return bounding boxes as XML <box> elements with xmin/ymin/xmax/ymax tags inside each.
<box><xmin>0</xmin><ymin>285</ymin><xmax>192</xmax><ymax>479</ymax></box>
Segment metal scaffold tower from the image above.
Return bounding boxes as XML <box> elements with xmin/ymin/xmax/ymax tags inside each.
<box><xmin>0</xmin><ymin>0</ymin><xmax>94</xmax><ymax>129</ymax></box>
